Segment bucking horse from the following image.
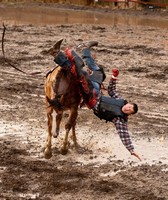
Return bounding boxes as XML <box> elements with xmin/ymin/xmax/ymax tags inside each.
<box><xmin>42</xmin><ymin>39</ymin><xmax>100</xmax><ymax>159</ymax></box>
<box><xmin>43</xmin><ymin>40</ymin><xmax>82</xmax><ymax>159</ymax></box>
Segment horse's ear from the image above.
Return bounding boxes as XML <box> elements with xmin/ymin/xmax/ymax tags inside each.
<box><xmin>53</xmin><ymin>39</ymin><xmax>64</xmax><ymax>50</ymax></box>
<box><xmin>41</xmin><ymin>39</ymin><xmax>64</xmax><ymax>56</ymax></box>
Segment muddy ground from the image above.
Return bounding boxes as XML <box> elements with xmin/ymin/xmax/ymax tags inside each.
<box><xmin>0</xmin><ymin>3</ymin><xmax>168</xmax><ymax>200</ymax></box>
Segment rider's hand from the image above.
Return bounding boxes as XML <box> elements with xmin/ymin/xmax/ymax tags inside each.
<box><xmin>111</xmin><ymin>68</ymin><xmax>119</xmax><ymax>80</ymax></box>
<box><xmin>130</xmin><ymin>150</ymin><xmax>142</xmax><ymax>161</ymax></box>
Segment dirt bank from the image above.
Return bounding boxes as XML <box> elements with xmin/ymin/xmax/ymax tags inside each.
<box><xmin>0</xmin><ymin>3</ymin><xmax>168</xmax><ymax>200</ymax></box>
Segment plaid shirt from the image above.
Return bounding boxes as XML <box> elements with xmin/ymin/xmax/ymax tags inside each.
<box><xmin>108</xmin><ymin>79</ymin><xmax>134</xmax><ymax>152</ymax></box>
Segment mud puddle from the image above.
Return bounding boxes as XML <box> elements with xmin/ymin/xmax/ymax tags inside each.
<box><xmin>0</xmin><ymin>3</ymin><xmax>168</xmax><ymax>28</ymax></box>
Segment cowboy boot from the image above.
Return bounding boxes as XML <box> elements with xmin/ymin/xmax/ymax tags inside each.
<box><xmin>76</xmin><ymin>41</ymin><xmax>98</xmax><ymax>52</ymax></box>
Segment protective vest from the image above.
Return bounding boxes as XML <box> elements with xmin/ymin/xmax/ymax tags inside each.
<box><xmin>94</xmin><ymin>96</ymin><xmax>127</xmax><ymax>122</ymax></box>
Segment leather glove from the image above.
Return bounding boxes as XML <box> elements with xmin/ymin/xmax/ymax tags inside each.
<box><xmin>111</xmin><ymin>68</ymin><xmax>119</xmax><ymax>80</ymax></box>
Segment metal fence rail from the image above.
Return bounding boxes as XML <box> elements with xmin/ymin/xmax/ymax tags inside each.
<box><xmin>99</xmin><ymin>0</ymin><xmax>168</xmax><ymax>8</ymax></box>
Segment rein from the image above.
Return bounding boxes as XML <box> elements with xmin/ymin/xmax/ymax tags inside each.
<box><xmin>2</xmin><ymin>23</ymin><xmax>41</xmax><ymax>76</ymax></box>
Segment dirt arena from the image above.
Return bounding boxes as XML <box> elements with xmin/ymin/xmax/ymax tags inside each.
<box><xmin>0</xmin><ymin>3</ymin><xmax>168</xmax><ymax>200</ymax></box>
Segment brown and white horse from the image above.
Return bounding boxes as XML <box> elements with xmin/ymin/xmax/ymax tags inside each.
<box><xmin>44</xmin><ymin>66</ymin><xmax>81</xmax><ymax>159</ymax></box>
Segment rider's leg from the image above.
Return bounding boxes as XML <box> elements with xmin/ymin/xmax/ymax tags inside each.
<box><xmin>54</xmin><ymin>50</ymin><xmax>97</xmax><ymax>108</ymax></box>
<box><xmin>82</xmin><ymin>48</ymin><xmax>100</xmax><ymax>71</ymax></box>
<box><xmin>80</xmin><ymin>43</ymin><xmax>105</xmax><ymax>95</ymax></box>
<box><xmin>77</xmin><ymin>41</ymin><xmax>99</xmax><ymax>71</ymax></box>
<box><xmin>45</xmin><ymin>39</ymin><xmax>99</xmax><ymax>108</ymax></box>
<box><xmin>91</xmin><ymin>81</ymin><xmax>100</xmax><ymax>96</ymax></box>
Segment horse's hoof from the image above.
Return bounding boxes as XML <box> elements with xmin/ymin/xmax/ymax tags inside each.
<box><xmin>44</xmin><ymin>149</ymin><xmax>52</xmax><ymax>159</ymax></box>
<box><xmin>60</xmin><ymin>148</ymin><xmax>68</xmax><ymax>155</ymax></box>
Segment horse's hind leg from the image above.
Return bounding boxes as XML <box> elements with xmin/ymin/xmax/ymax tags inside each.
<box><xmin>60</xmin><ymin>107</ymin><xmax>78</xmax><ymax>155</ymax></box>
<box><xmin>44</xmin><ymin>107</ymin><xmax>53</xmax><ymax>159</ymax></box>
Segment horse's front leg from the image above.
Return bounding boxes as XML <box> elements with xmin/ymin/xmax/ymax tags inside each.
<box><xmin>60</xmin><ymin>107</ymin><xmax>78</xmax><ymax>155</ymax></box>
<box><xmin>53</xmin><ymin>110</ymin><xmax>63</xmax><ymax>138</ymax></box>
<box><xmin>60</xmin><ymin>127</ymin><xmax>70</xmax><ymax>155</ymax></box>
<box><xmin>44</xmin><ymin>107</ymin><xmax>53</xmax><ymax>159</ymax></box>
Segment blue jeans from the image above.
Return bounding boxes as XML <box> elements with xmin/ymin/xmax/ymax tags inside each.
<box><xmin>82</xmin><ymin>49</ymin><xmax>100</xmax><ymax>71</ymax></box>
<box><xmin>82</xmin><ymin>49</ymin><xmax>101</xmax><ymax>95</ymax></box>
<box><xmin>91</xmin><ymin>81</ymin><xmax>100</xmax><ymax>95</ymax></box>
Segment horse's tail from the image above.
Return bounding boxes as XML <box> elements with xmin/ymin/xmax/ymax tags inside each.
<box><xmin>46</xmin><ymin>95</ymin><xmax>62</xmax><ymax>110</ymax></box>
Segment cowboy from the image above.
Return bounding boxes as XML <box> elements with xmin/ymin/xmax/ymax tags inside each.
<box><xmin>44</xmin><ymin>39</ymin><xmax>141</xmax><ymax>161</ymax></box>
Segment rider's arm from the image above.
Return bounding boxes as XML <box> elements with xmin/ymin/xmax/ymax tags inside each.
<box><xmin>112</xmin><ymin>117</ymin><xmax>142</xmax><ymax>161</ymax></box>
<box><xmin>108</xmin><ymin>68</ymin><xmax>121</xmax><ymax>99</ymax></box>
<box><xmin>112</xmin><ymin>117</ymin><xmax>134</xmax><ymax>152</ymax></box>
<box><xmin>108</xmin><ymin>79</ymin><xmax>121</xmax><ymax>99</ymax></box>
